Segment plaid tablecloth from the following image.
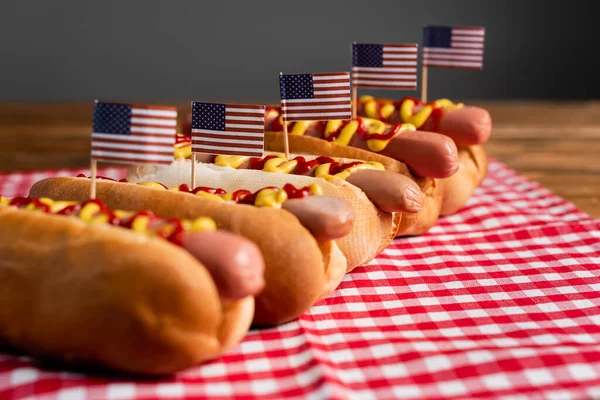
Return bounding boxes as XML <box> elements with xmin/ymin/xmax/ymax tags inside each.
<box><xmin>0</xmin><ymin>159</ymin><xmax>599</xmax><ymax>400</ymax></box>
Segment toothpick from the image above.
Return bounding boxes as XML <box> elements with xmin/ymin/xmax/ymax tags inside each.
<box><xmin>351</xmin><ymin>87</ymin><xmax>358</xmax><ymax>119</ymax></box>
<box><xmin>191</xmin><ymin>152</ymin><xmax>197</xmax><ymax>188</ymax></box>
<box><xmin>280</xmin><ymin>72</ymin><xmax>290</xmax><ymax>159</ymax></box>
<box><xmin>89</xmin><ymin>159</ymin><xmax>97</xmax><ymax>200</ymax></box>
<box><xmin>420</xmin><ymin>65</ymin><xmax>428</xmax><ymax>103</ymax></box>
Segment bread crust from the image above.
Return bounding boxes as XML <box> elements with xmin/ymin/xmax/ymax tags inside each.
<box><xmin>439</xmin><ymin>145</ymin><xmax>488</xmax><ymax>216</ymax></box>
<box><xmin>29</xmin><ymin>177</ymin><xmax>341</xmax><ymax>326</ymax></box>
<box><xmin>0</xmin><ymin>207</ymin><xmax>253</xmax><ymax>376</ymax></box>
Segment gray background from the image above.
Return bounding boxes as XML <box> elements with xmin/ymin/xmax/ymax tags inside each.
<box><xmin>0</xmin><ymin>0</ymin><xmax>596</xmax><ymax>103</ymax></box>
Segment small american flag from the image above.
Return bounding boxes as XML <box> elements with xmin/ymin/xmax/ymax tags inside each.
<box><xmin>91</xmin><ymin>102</ymin><xmax>177</xmax><ymax>165</ymax></box>
<box><xmin>191</xmin><ymin>102</ymin><xmax>265</xmax><ymax>157</ymax></box>
<box><xmin>352</xmin><ymin>43</ymin><xmax>418</xmax><ymax>89</ymax></box>
<box><xmin>279</xmin><ymin>72</ymin><xmax>351</xmax><ymax>121</ymax></box>
<box><xmin>423</xmin><ymin>25</ymin><xmax>485</xmax><ymax>70</ymax></box>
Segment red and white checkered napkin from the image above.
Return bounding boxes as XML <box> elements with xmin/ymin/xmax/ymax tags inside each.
<box><xmin>1</xmin><ymin>159</ymin><xmax>599</xmax><ymax>400</ymax></box>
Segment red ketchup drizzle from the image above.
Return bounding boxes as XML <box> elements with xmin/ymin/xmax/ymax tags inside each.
<box><xmin>235</xmin><ymin>190</ymin><xmax>258</xmax><ymax>205</ymax></box>
<box><xmin>267</xmin><ymin>107</ymin><xmax>283</xmax><ymax>131</ymax></box>
<box><xmin>176</xmin><ymin>135</ymin><xmax>191</xmax><ymax>145</ymax></box>
<box><xmin>329</xmin><ymin>161</ymin><xmax>363</xmax><ymax>176</ymax></box>
<box><xmin>7</xmin><ymin>196</ymin><xmax>188</xmax><ymax>246</ymax></box>
<box><xmin>357</xmin><ymin>123</ymin><xmax>403</xmax><ymax>141</ymax></box>
<box><xmin>429</xmin><ymin>107</ymin><xmax>444</xmax><ymax>131</ymax></box>
<box><xmin>57</xmin><ymin>204</ymin><xmax>79</xmax><ymax>216</ymax></box>
<box><xmin>177</xmin><ymin>184</ymin><xmax>192</xmax><ymax>192</ymax></box>
<box><xmin>76</xmin><ymin>173</ymin><xmax>128</xmax><ymax>183</ymax></box>
<box><xmin>249</xmin><ymin>155</ymin><xmax>279</xmax><ymax>170</ymax></box>
<box><xmin>82</xmin><ymin>199</ymin><xmax>119</xmax><ymax>226</ymax></box>
<box><xmin>8</xmin><ymin>197</ymin><xmax>50</xmax><ymax>213</ymax></box>
<box><xmin>294</xmin><ymin>156</ymin><xmax>335</xmax><ymax>175</ymax></box>
<box><xmin>233</xmin><ymin>184</ymin><xmax>313</xmax><ymax>205</ymax></box>
<box><xmin>282</xmin><ymin>183</ymin><xmax>311</xmax><ymax>199</ymax></box>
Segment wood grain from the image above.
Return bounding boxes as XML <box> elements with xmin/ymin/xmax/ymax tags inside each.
<box><xmin>0</xmin><ymin>101</ymin><xmax>598</xmax><ymax>217</ymax></box>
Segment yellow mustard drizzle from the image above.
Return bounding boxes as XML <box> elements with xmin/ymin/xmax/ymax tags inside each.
<box><xmin>214</xmin><ymin>155</ymin><xmax>251</xmax><ymax>169</ymax></box>
<box><xmin>314</xmin><ymin>161</ymin><xmax>385</xmax><ymax>181</ymax></box>
<box><xmin>78</xmin><ymin>202</ymin><xmax>102</xmax><ymax>222</ymax></box>
<box><xmin>136</xmin><ymin>182</ymin><xmax>323</xmax><ymax>208</ymax></box>
<box><xmin>138</xmin><ymin>181</ymin><xmax>167</xmax><ymax>190</ymax></box>
<box><xmin>1</xmin><ymin>196</ymin><xmax>217</xmax><ymax>236</ymax></box>
<box><xmin>131</xmin><ymin>215</ymin><xmax>150</xmax><ymax>234</ymax></box>
<box><xmin>360</xmin><ymin>95</ymin><xmax>464</xmax><ymax>129</ymax></box>
<box><xmin>263</xmin><ymin>157</ymin><xmax>298</xmax><ymax>173</ymax></box>
<box><xmin>184</xmin><ymin>217</ymin><xmax>217</xmax><ymax>232</ymax></box>
<box><xmin>367</xmin><ymin>123</ymin><xmax>416</xmax><ymax>152</ymax></box>
<box><xmin>322</xmin><ymin>117</ymin><xmax>415</xmax><ymax>153</ymax></box>
<box><xmin>282</xmin><ymin>112</ymin><xmax>413</xmax><ymax>152</ymax></box>
<box><xmin>254</xmin><ymin>188</ymin><xmax>287</xmax><ymax>208</ymax></box>
<box><xmin>291</xmin><ymin>121</ymin><xmax>311</xmax><ymax>135</ymax></box>
<box><xmin>194</xmin><ymin>191</ymin><xmax>225</xmax><ymax>202</ymax></box>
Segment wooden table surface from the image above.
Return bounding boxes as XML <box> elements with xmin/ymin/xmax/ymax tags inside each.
<box><xmin>0</xmin><ymin>101</ymin><xmax>599</xmax><ymax>217</ymax></box>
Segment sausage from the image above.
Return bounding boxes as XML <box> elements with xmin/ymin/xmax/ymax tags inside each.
<box><xmin>346</xmin><ymin>169</ymin><xmax>423</xmax><ymax>213</ymax></box>
<box><xmin>420</xmin><ymin>106</ymin><xmax>492</xmax><ymax>146</ymax></box>
<box><xmin>347</xmin><ymin>130</ymin><xmax>458</xmax><ymax>178</ymax></box>
<box><xmin>182</xmin><ymin>230</ymin><xmax>265</xmax><ymax>299</ymax></box>
<box><xmin>282</xmin><ymin>196</ymin><xmax>354</xmax><ymax>243</ymax></box>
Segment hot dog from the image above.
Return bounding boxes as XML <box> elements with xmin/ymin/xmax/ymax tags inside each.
<box><xmin>356</xmin><ymin>96</ymin><xmax>490</xmax><ymax>215</ymax></box>
<box><xmin>0</xmin><ymin>196</ymin><xmax>264</xmax><ymax>375</ymax></box>
<box><xmin>259</xmin><ymin>110</ymin><xmax>458</xmax><ymax>179</ymax></box>
<box><xmin>357</xmin><ymin>96</ymin><xmax>492</xmax><ymax>146</ymax></box>
<box><xmin>261</xmin><ymin>102</ymin><xmax>488</xmax><ymax>218</ymax></box>
<box><xmin>29</xmin><ymin>177</ymin><xmax>349</xmax><ymax>326</ymax></box>
<box><xmin>117</xmin><ymin>162</ymin><xmax>390</xmax><ymax>272</ymax></box>
<box><xmin>126</xmin><ymin>155</ymin><xmax>433</xmax><ymax>266</ymax></box>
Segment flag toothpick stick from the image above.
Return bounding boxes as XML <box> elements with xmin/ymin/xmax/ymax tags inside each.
<box><xmin>89</xmin><ymin>159</ymin><xmax>97</xmax><ymax>200</ymax></box>
<box><xmin>279</xmin><ymin>72</ymin><xmax>291</xmax><ymax>159</ymax></box>
<box><xmin>282</xmin><ymin>119</ymin><xmax>290</xmax><ymax>159</ymax></box>
<box><xmin>191</xmin><ymin>152</ymin><xmax>197</xmax><ymax>188</ymax></box>
<box><xmin>351</xmin><ymin>86</ymin><xmax>357</xmax><ymax>119</ymax></box>
<box><xmin>420</xmin><ymin>65</ymin><xmax>428</xmax><ymax>103</ymax></box>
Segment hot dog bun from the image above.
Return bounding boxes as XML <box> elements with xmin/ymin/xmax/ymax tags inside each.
<box><xmin>0</xmin><ymin>206</ymin><xmax>254</xmax><ymax>376</ymax></box>
<box><xmin>127</xmin><ymin>160</ymin><xmax>397</xmax><ymax>272</ymax></box>
<box><xmin>440</xmin><ymin>145</ymin><xmax>488</xmax><ymax>216</ymax></box>
<box><xmin>29</xmin><ymin>177</ymin><xmax>346</xmax><ymax>326</ymax></box>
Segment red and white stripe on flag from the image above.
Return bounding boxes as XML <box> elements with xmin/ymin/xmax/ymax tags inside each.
<box><xmin>280</xmin><ymin>72</ymin><xmax>352</xmax><ymax>121</ymax></box>
<box><xmin>352</xmin><ymin>44</ymin><xmax>418</xmax><ymax>89</ymax></box>
<box><xmin>191</xmin><ymin>103</ymin><xmax>265</xmax><ymax>157</ymax></box>
<box><xmin>423</xmin><ymin>26</ymin><xmax>485</xmax><ymax>70</ymax></box>
<box><xmin>91</xmin><ymin>103</ymin><xmax>177</xmax><ymax>165</ymax></box>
